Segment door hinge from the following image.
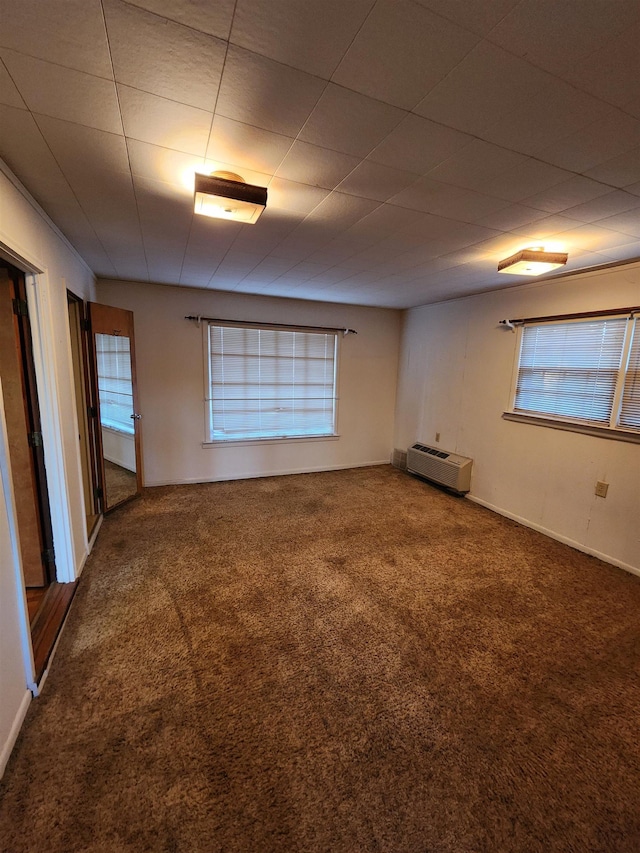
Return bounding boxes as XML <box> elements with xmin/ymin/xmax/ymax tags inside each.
<box><xmin>28</xmin><ymin>431</ymin><xmax>44</xmax><ymax>447</ymax></box>
<box><xmin>88</xmin><ymin>405</ymin><xmax>98</xmax><ymax>419</ymax></box>
<box><xmin>80</xmin><ymin>317</ymin><xmax>90</xmax><ymax>332</ymax></box>
<box><xmin>42</xmin><ymin>547</ymin><xmax>55</xmax><ymax>565</ymax></box>
<box><xmin>94</xmin><ymin>486</ymin><xmax>104</xmax><ymax>500</ymax></box>
<box><xmin>12</xmin><ymin>298</ymin><xmax>29</xmax><ymax>317</ymax></box>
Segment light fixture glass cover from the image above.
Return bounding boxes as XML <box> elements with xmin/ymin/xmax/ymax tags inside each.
<box><xmin>497</xmin><ymin>247</ymin><xmax>568</xmax><ymax>276</ymax></box>
<box><xmin>194</xmin><ymin>172</ymin><xmax>267</xmax><ymax>224</ymax></box>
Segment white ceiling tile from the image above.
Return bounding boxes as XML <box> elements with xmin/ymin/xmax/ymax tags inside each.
<box><xmin>585</xmin><ymin>148</ymin><xmax>640</xmax><ymax>189</ymax></box>
<box><xmin>413</xmin><ymin>0</ymin><xmax>519</xmax><ymax>36</ymax></box>
<box><xmin>594</xmin><ymin>210</ymin><xmax>640</xmax><ymax>238</ymax></box>
<box><xmin>35</xmin><ymin>116</ymin><xmax>130</xmax><ymax>187</ymax></box>
<box><xmin>231</xmin><ymin>0</ymin><xmax>375</xmax><ymax>78</ymax></box>
<box><xmin>0</xmin><ymin>58</ymin><xmax>26</xmax><ymax>108</ymax></box>
<box><xmin>123</xmin><ymin>0</ymin><xmax>236</xmax><ymax>39</ymax></box>
<box><xmin>560</xmin><ymin>191</ymin><xmax>640</xmax><ymax>224</ymax></box>
<box><xmin>298</xmin><ymin>84</ymin><xmax>405</xmax><ymax>158</ymax></box>
<box><xmin>275</xmin><ymin>141</ymin><xmax>359</xmax><ymax>190</ymax></box>
<box><xmin>0</xmin><ymin>49</ymin><xmax>122</xmax><ymax>134</ymax></box>
<box><xmin>563</xmin><ymin>24</ymin><xmax>640</xmax><ymax>109</ymax></box>
<box><xmin>0</xmin><ymin>0</ymin><xmax>112</xmax><ymax>77</ymax></box>
<box><xmin>536</xmin><ymin>110</ymin><xmax>640</xmax><ymax>174</ymax></box>
<box><xmin>336</xmin><ymin>160</ymin><xmax>419</xmax><ymax>202</ymax></box>
<box><xmin>389</xmin><ymin>177</ymin><xmax>508</xmax><ymax>222</ymax></box>
<box><xmin>104</xmin><ymin>0</ymin><xmax>225</xmax><ymax>111</ymax></box>
<box><xmin>414</xmin><ymin>41</ymin><xmax>551</xmax><ymax>136</ymax></box>
<box><xmin>127</xmin><ymin>139</ymin><xmax>205</xmax><ymax>187</ymax></box>
<box><xmin>477</xmin><ymin>159</ymin><xmax>573</xmax><ymax>203</ymax></box>
<box><xmin>560</xmin><ymin>223</ymin><xmax>640</xmax><ymax>253</ymax></box>
<box><xmin>331</xmin><ymin>0</ymin><xmax>480</xmax><ymax>110</ymax></box>
<box><xmin>486</xmin><ymin>0</ymin><xmax>640</xmax><ymax>75</ymax></box>
<box><xmin>216</xmin><ymin>45</ymin><xmax>326</xmax><ymax>137</ymax></box>
<box><xmin>118</xmin><ymin>85</ymin><xmax>212</xmax><ymax>156</ymax></box>
<box><xmin>368</xmin><ymin>114</ymin><xmax>472</xmax><ymax>175</ymax></box>
<box><xmin>267</xmin><ymin>178</ymin><xmax>330</xmax><ymax>215</ymax></box>
<box><xmin>482</xmin><ymin>80</ymin><xmax>612</xmax><ymax>157</ymax></box>
<box><xmin>425</xmin><ymin>140</ymin><xmax>529</xmax><ymax>192</ymax></box>
<box><xmin>512</xmin><ymin>213</ymin><xmax>593</xmax><ymax>239</ymax></box>
<box><xmin>478</xmin><ymin>204</ymin><xmax>549</xmax><ymax>232</ymax></box>
<box><xmin>206</xmin><ymin>116</ymin><xmax>292</xmax><ymax>176</ymax></box>
<box><xmin>520</xmin><ymin>176</ymin><xmax>613</xmax><ymax>214</ymax></box>
<box><xmin>305</xmin><ymin>192</ymin><xmax>381</xmax><ymax>230</ymax></box>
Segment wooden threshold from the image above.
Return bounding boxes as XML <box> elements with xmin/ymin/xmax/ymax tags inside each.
<box><xmin>30</xmin><ymin>581</ymin><xmax>78</xmax><ymax>683</ymax></box>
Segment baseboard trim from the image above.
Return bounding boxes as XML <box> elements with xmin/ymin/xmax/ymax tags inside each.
<box><xmin>466</xmin><ymin>495</ymin><xmax>640</xmax><ymax>578</ymax></box>
<box><xmin>0</xmin><ymin>690</ymin><xmax>31</xmax><ymax>779</ymax></box>
<box><xmin>145</xmin><ymin>460</ymin><xmax>391</xmax><ymax>487</ymax></box>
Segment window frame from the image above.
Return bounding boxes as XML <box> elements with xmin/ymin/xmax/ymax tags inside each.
<box><xmin>201</xmin><ymin>320</ymin><xmax>341</xmax><ymax>446</ymax></box>
<box><xmin>504</xmin><ymin>313</ymin><xmax>640</xmax><ymax>444</ymax></box>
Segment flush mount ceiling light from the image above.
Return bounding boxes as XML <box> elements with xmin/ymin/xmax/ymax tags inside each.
<box><xmin>497</xmin><ymin>246</ymin><xmax>568</xmax><ymax>276</ymax></box>
<box><xmin>194</xmin><ymin>171</ymin><xmax>267</xmax><ymax>224</ymax></box>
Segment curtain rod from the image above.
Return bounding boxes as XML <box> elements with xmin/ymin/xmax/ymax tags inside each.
<box><xmin>499</xmin><ymin>306</ymin><xmax>639</xmax><ymax>328</ymax></box>
<box><xmin>185</xmin><ymin>315</ymin><xmax>357</xmax><ymax>335</ymax></box>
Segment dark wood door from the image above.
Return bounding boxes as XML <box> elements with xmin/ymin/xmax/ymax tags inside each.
<box><xmin>0</xmin><ymin>264</ymin><xmax>55</xmax><ymax>586</ymax></box>
<box><xmin>88</xmin><ymin>302</ymin><xmax>142</xmax><ymax>511</ymax></box>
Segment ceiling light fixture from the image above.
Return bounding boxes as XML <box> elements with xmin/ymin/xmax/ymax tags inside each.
<box><xmin>497</xmin><ymin>246</ymin><xmax>568</xmax><ymax>276</ymax></box>
<box><xmin>194</xmin><ymin>171</ymin><xmax>267</xmax><ymax>224</ymax></box>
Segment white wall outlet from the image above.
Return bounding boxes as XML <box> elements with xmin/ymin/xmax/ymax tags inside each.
<box><xmin>595</xmin><ymin>481</ymin><xmax>609</xmax><ymax>498</ymax></box>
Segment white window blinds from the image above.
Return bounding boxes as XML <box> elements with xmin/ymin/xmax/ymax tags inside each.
<box><xmin>95</xmin><ymin>333</ymin><xmax>134</xmax><ymax>434</ymax></box>
<box><xmin>618</xmin><ymin>320</ymin><xmax>640</xmax><ymax>430</ymax></box>
<box><xmin>207</xmin><ymin>324</ymin><xmax>338</xmax><ymax>441</ymax></box>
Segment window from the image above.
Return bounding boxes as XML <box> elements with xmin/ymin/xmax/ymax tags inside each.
<box><xmin>205</xmin><ymin>323</ymin><xmax>338</xmax><ymax>442</ymax></box>
<box><xmin>95</xmin><ymin>333</ymin><xmax>134</xmax><ymax>434</ymax></box>
<box><xmin>510</xmin><ymin>314</ymin><xmax>640</xmax><ymax>436</ymax></box>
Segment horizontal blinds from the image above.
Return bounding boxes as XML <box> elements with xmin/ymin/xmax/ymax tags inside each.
<box><xmin>514</xmin><ymin>319</ymin><xmax>626</xmax><ymax>424</ymax></box>
<box><xmin>95</xmin><ymin>333</ymin><xmax>134</xmax><ymax>434</ymax></box>
<box><xmin>208</xmin><ymin>324</ymin><xmax>337</xmax><ymax>440</ymax></box>
<box><xmin>618</xmin><ymin>319</ymin><xmax>640</xmax><ymax>430</ymax></box>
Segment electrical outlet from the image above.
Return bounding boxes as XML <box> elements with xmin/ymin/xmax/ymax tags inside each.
<box><xmin>595</xmin><ymin>481</ymin><xmax>609</xmax><ymax>498</ymax></box>
<box><xmin>435</xmin><ymin>432</ymin><xmax>440</xmax><ymax>442</ymax></box>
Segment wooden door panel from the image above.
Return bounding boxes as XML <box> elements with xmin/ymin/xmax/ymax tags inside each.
<box><xmin>0</xmin><ymin>269</ymin><xmax>47</xmax><ymax>585</ymax></box>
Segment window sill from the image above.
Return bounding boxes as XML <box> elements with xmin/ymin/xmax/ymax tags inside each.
<box><xmin>502</xmin><ymin>412</ymin><xmax>640</xmax><ymax>444</ymax></box>
<box><xmin>202</xmin><ymin>434</ymin><xmax>340</xmax><ymax>448</ymax></box>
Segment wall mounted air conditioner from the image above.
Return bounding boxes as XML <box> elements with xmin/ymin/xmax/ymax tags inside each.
<box><xmin>407</xmin><ymin>443</ymin><xmax>472</xmax><ymax>494</ymax></box>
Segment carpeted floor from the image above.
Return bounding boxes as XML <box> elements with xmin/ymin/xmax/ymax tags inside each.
<box><xmin>1</xmin><ymin>465</ymin><xmax>639</xmax><ymax>852</ymax></box>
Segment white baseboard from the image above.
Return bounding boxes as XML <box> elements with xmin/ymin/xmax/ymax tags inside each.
<box><xmin>0</xmin><ymin>690</ymin><xmax>31</xmax><ymax>779</ymax></box>
<box><xmin>144</xmin><ymin>460</ymin><xmax>391</xmax><ymax>488</ymax></box>
<box><xmin>466</xmin><ymin>494</ymin><xmax>640</xmax><ymax>578</ymax></box>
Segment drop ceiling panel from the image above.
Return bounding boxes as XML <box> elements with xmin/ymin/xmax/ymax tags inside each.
<box><xmin>231</xmin><ymin>0</ymin><xmax>375</xmax><ymax>78</ymax></box>
<box><xmin>298</xmin><ymin>84</ymin><xmax>406</xmax><ymax>158</ymax></box>
<box><xmin>118</xmin><ymin>85</ymin><xmax>212</xmax><ymax>156</ymax></box>
<box><xmin>413</xmin><ymin>0</ymin><xmax>520</xmax><ymax>36</ymax></box>
<box><xmin>560</xmin><ymin>191</ymin><xmax>640</xmax><ymax>224</ymax></box>
<box><xmin>0</xmin><ymin>0</ymin><xmax>113</xmax><ymax>78</ymax></box>
<box><xmin>35</xmin><ymin>116</ymin><xmax>131</xmax><ymax>184</ymax></box>
<box><xmin>368</xmin><ymin>114</ymin><xmax>472</xmax><ymax>175</ymax></box>
<box><xmin>206</xmin><ymin>116</ymin><xmax>292</xmax><ymax>175</ymax></box>
<box><xmin>0</xmin><ymin>60</ymin><xmax>26</xmax><ymax>109</ymax></box>
<box><xmin>585</xmin><ymin>148</ymin><xmax>640</xmax><ymax>188</ymax></box>
<box><xmin>103</xmin><ymin>0</ymin><xmax>226</xmax><ymax>110</ymax></box>
<box><xmin>425</xmin><ymin>140</ymin><xmax>529</xmax><ymax>192</ymax></box>
<box><xmin>414</xmin><ymin>41</ymin><xmax>551</xmax><ymax>136</ymax></box>
<box><xmin>125</xmin><ymin>0</ymin><xmax>236</xmax><ymax>40</ymax></box>
<box><xmin>332</xmin><ymin>0</ymin><xmax>480</xmax><ymax>110</ymax></box>
<box><xmin>520</xmin><ymin>176</ymin><xmax>613</xmax><ymax>214</ymax></box>
<box><xmin>537</xmin><ymin>110</ymin><xmax>640</xmax><ymax>174</ymax></box>
<box><xmin>275</xmin><ymin>141</ymin><xmax>360</xmax><ymax>190</ymax></box>
<box><xmin>0</xmin><ymin>50</ymin><xmax>122</xmax><ymax>134</ymax></box>
<box><xmin>336</xmin><ymin>161</ymin><xmax>419</xmax><ymax>203</ymax></box>
<box><xmin>215</xmin><ymin>46</ymin><xmax>326</xmax><ymax>137</ymax></box>
<box><xmin>564</xmin><ymin>25</ymin><xmax>640</xmax><ymax>108</ymax></box>
<box><xmin>478</xmin><ymin>159</ymin><xmax>574</xmax><ymax>203</ymax></box>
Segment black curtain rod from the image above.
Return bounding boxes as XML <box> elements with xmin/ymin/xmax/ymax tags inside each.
<box><xmin>185</xmin><ymin>315</ymin><xmax>357</xmax><ymax>335</ymax></box>
<box><xmin>501</xmin><ymin>306</ymin><xmax>639</xmax><ymax>327</ymax></box>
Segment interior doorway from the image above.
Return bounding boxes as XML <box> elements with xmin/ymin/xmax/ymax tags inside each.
<box><xmin>0</xmin><ymin>261</ymin><xmax>76</xmax><ymax>680</ymax></box>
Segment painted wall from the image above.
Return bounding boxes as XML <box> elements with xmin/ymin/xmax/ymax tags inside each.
<box><xmin>395</xmin><ymin>263</ymin><xmax>640</xmax><ymax>573</ymax></box>
<box><xmin>97</xmin><ymin>279</ymin><xmax>401</xmax><ymax>486</ymax></box>
<box><xmin>102</xmin><ymin>427</ymin><xmax>136</xmax><ymax>472</ymax></box>
<box><xmin>0</xmin><ymin>162</ymin><xmax>96</xmax><ymax>775</ymax></box>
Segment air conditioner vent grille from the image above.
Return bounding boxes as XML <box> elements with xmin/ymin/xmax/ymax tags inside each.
<box><xmin>407</xmin><ymin>443</ymin><xmax>472</xmax><ymax>494</ymax></box>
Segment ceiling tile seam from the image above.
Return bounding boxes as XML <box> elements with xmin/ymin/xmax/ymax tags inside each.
<box><xmin>117</xmin><ymin>0</ymin><xmax>234</xmax><ymax>42</ymax></box>
<box><xmin>28</xmin><ymin>111</ymin><xmax>121</xmax><ymax>274</ymax></box>
<box><xmin>178</xmin><ymin>2</ymin><xmax>239</xmax><ymax>285</ymax></box>
<box><xmin>100</xmin><ymin>0</ymin><xmax>149</xmax><ymax>281</ymax></box>
<box><xmin>0</xmin><ymin>45</ymin><xmax>116</xmax><ymax>84</ymax></box>
<box><xmin>322</xmin><ymin>0</ymin><xmax>378</xmax><ymax>79</ymax></box>
<box><xmin>0</xmin><ymin>55</ymin><xmax>26</xmax><ymax>109</ymax></box>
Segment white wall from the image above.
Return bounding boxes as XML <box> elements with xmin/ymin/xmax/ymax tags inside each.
<box><xmin>102</xmin><ymin>427</ymin><xmax>136</xmax><ymax>472</ymax></box>
<box><xmin>395</xmin><ymin>263</ymin><xmax>640</xmax><ymax>574</ymax></box>
<box><xmin>0</xmin><ymin>161</ymin><xmax>96</xmax><ymax>775</ymax></box>
<box><xmin>97</xmin><ymin>279</ymin><xmax>401</xmax><ymax>486</ymax></box>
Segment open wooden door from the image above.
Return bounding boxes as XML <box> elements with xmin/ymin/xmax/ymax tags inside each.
<box><xmin>88</xmin><ymin>303</ymin><xmax>143</xmax><ymax>512</ymax></box>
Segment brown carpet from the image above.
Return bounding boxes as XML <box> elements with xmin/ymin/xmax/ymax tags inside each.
<box><xmin>1</xmin><ymin>465</ymin><xmax>639</xmax><ymax>852</ymax></box>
